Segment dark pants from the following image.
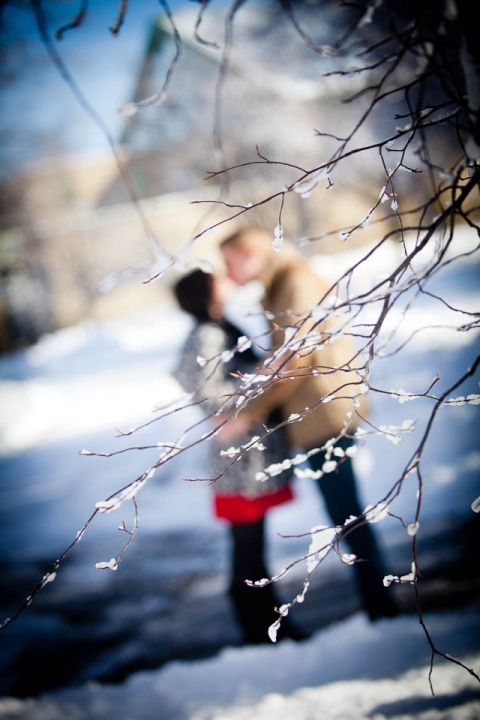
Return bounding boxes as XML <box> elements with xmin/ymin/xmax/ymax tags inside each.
<box><xmin>229</xmin><ymin>518</ymin><xmax>305</xmax><ymax>643</ymax></box>
<box><xmin>310</xmin><ymin>436</ymin><xmax>396</xmax><ymax>620</ymax></box>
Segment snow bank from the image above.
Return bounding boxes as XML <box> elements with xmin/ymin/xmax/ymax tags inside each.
<box><xmin>0</xmin><ymin>609</ymin><xmax>478</xmax><ymax>719</ymax></box>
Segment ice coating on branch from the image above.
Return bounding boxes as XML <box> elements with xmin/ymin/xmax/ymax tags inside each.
<box><xmin>322</xmin><ymin>460</ymin><xmax>337</xmax><ymax>473</ymax></box>
<box><xmin>95</xmin><ymin>469</ymin><xmax>154</xmax><ymax>513</ymax></box>
<box><xmin>272</xmin><ymin>225</ymin><xmax>284</xmax><ymax>252</ymax></box>
<box><xmin>383</xmin><ymin>562</ymin><xmax>417</xmax><ymax>586</ymax></box>
<box><xmin>246</xmin><ymin>577</ymin><xmax>270</xmax><ymax>587</ymax></box>
<box><xmin>292</xmin><ymin>168</ymin><xmax>328</xmax><ymax>198</ymax></box>
<box><xmin>246</xmin><ymin>437</ymin><xmax>266</xmax><ymax>451</ymax></box>
<box><xmin>400</xmin><ymin>562</ymin><xmax>417</xmax><ymax>583</ymax></box>
<box><xmin>364</xmin><ymin>502</ymin><xmax>389</xmax><ymax>523</ymax></box>
<box><xmin>294</xmin><ymin>467</ymin><xmax>323</xmax><ymax>479</ymax></box>
<box><xmin>240</xmin><ymin>373</ymin><xmax>255</xmax><ymax>384</ymax></box>
<box><xmin>241</xmin><ymin>372</ymin><xmax>272</xmax><ymax>387</ymax></box>
<box><xmin>157</xmin><ymin>444</ymin><xmax>182</xmax><ymax>463</ymax></box>
<box><xmin>96</xmin><ymin>498</ymin><xmax>121</xmax><ymax>513</ymax></box>
<box><xmin>95</xmin><ymin>558</ymin><xmax>118</xmax><ymax>571</ymax></box>
<box><xmin>236</xmin><ymin>336</ymin><xmax>252</xmax><ymax>353</ymax></box>
<box><xmin>446</xmin><ymin>394</ymin><xmax>480</xmax><ymax>405</ymax></box>
<box><xmin>257</xmin><ymin>457</ymin><xmax>292</xmax><ymax>482</ymax></box>
<box><xmin>291</xmin><ymin>450</ymin><xmax>309</xmax><ymax>465</ymax></box>
<box><xmin>221</xmin><ymin>436</ymin><xmax>265</xmax><ymax>460</ymax></box>
<box><xmin>283</xmin><ymin>326</ymin><xmax>297</xmax><ymax>345</ymax></box>
<box><xmin>42</xmin><ymin>572</ymin><xmax>57</xmax><ymax>585</ymax></box>
<box><xmin>307</xmin><ymin>525</ymin><xmax>336</xmax><ymax>572</ymax></box>
<box><xmin>296</xmin><ymin>581</ymin><xmax>310</xmax><ymax>603</ymax></box>
<box><xmin>268</xmin><ymin>618</ymin><xmax>282</xmax><ymax>643</ymax></box>
<box><xmin>382</xmin><ymin>431</ymin><xmax>401</xmax><ymax>444</ymax></box>
<box><xmin>268</xmin><ymin>602</ymin><xmax>290</xmax><ymax>643</ymax></box>
<box><xmin>196</xmin><ymin>355</ymin><xmax>207</xmax><ymax>367</ymax></box>
<box><xmin>383</xmin><ymin>574</ymin><xmax>397</xmax><ymax>587</ymax></box>
<box><xmin>407</xmin><ymin>521</ymin><xmax>420</xmax><ymax>536</ymax></box>
<box><xmin>391</xmin><ymin>388</ymin><xmax>417</xmax><ymax>403</ymax></box>
<box><xmin>378</xmin><ymin>419</ymin><xmax>415</xmax><ymax>444</ymax></box>
<box><xmin>220</xmin><ymin>446</ymin><xmax>240</xmax><ymax>458</ymax></box>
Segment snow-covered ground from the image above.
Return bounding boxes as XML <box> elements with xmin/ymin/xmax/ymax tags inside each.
<box><xmin>0</xmin><ymin>231</ymin><xmax>479</xmax><ymax>718</ymax></box>
<box><xmin>1</xmin><ymin>609</ymin><xmax>479</xmax><ymax>720</ymax></box>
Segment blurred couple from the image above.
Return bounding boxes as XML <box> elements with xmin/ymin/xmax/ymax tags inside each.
<box><xmin>173</xmin><ymin>227</ymin><xmax>397</xmax><ymax>645</ymax></box>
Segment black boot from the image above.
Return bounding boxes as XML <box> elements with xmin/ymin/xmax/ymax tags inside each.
<box><xmin>229</xmin><ymin>580</ymin><xmax>309</xmax><ymax>644</ymax></box>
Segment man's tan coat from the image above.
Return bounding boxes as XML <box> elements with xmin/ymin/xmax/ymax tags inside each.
<box><xmin>242</xmin><ymin>244</ymin><xmax>368</xmax><ymax>450</ymax></box>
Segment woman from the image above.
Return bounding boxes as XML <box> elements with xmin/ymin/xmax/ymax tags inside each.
<box><xmin>173</xmin><ymin>268</ymin><xmax>304</xmax><ymax>644</ymax></box>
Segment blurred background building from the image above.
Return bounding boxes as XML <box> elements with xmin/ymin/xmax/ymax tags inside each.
<box><xmin>0</xmin><ymin>0</ymin><xmax>470</xmax><ymax>352</ymax></box>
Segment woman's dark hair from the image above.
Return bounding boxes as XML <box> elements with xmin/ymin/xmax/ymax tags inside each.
<box><xmin>173</xmin><ymin>268</ymin><xmax>214</xmax><ymax>321</ymax></box>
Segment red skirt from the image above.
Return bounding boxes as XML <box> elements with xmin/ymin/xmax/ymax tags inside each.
<box><xmin>214</xmin><ymin>484</ymin><xmax>294</xmax><ymax>524</ymax></box>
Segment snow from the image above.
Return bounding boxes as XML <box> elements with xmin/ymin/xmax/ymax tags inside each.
<box><xmin>0</xmin><ymin>309</ymin><xmax>191</xmax><ymax>455</ymax></box>
<box><xmin>0</xmin><ymin>610</ymin><xmax>479</xmax><ymax>719</ymax></box>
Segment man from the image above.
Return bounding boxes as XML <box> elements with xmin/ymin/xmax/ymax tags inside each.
<box><xmin>217</xmin><ymin>226</ymin><xmax>397</xmax><ymax>621</ymax></box>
